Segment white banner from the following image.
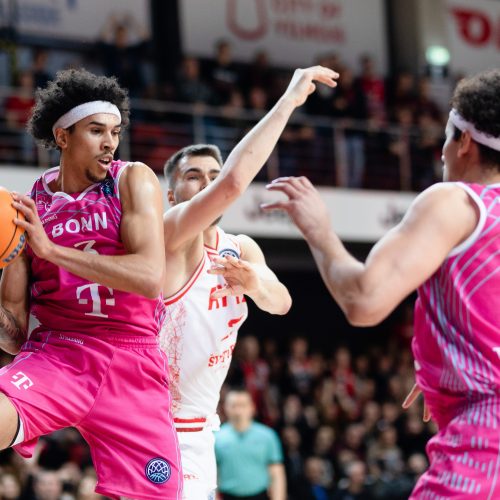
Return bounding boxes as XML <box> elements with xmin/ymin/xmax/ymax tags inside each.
<box><xmin>1</xmin><ymin>168</ymin><xmax>414</xmax><ymax>242</ymax></box>
<box><xmin>221</xmin><ymin>184</ymin><xmax>415</xmax><ymax>242</ymax></box>
<box><xmin>1</xmin><ymin>0</ymin><xmax>150</xmax><ymax>42</ymax></box>
<box><xmin>180</xmin><ymin>0</ymin><xmax>388</xmax><ymax>72</ymax></box>
<box><xmin>445</xmin><ymin>0</ymin><xmax>500</xmax><ymax>75</ymax></box>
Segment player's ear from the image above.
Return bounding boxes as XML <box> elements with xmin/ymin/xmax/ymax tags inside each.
<box><xmin>54</xmin><ymin>129</ymin><xmax>68</xmax><ymax>150</ymax></box>
<box><xmin>167</xmin><ymin>189</ymin><xmax>176</xmax><ymax>206</ymax></box>
<box><xmin>457</xmin><ymin>130</ymin><xmax>473</xmax><ymax>158</ymax></box>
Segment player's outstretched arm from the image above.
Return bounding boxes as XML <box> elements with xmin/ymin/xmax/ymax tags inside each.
<box><xmin>164</xmin><ymin>66</ymin><xmax>339</xmax><ymax>251</ymax></box>
<box><xmin>13</xmin><ymin>163</ymin><xmax>165</xmax><ymax>299</ymax></box>
<box><xmin>0</xmin><ymin>253</ymin><xmax>29</xmax><ymax>354</ymax></box>
<box><xmin>208</xmin><ymin>235</ymin><xmax>292</xmax><ymax>315</ymax></box>
<box><xmin>263</xmin><ymin>177</ymin><xmax>478</xmax><ymax>326</ymax></box>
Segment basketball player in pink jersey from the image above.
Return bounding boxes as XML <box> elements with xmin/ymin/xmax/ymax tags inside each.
<box><xmin>264</xmin><ymin>69</ymin><xmax>500</xmax><ymax>498</ymax></box>
<box><xmin>160</xmin><ymin>66</ymin><xmax>338</xmax><ymax>500</ymax></box>
<box><xmin>0</xmin><ymin>69</ymin><xmax>181</xmax><ymax>499</ymax></box>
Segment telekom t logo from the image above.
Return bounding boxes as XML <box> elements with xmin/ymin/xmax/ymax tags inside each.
<box><xmin>76</xmin><ymin>284</ymin><xmax>115</xmax><ymax>318</ymax></box>
<box><xmin>493</xmin><ymin>347</ymin><xmax>500</xmax><ymax>360</ymax></box>
<box><xmin>11</xmin><ymin>372</ymin><xmax>33</xmax><ymax>390</ymax></box>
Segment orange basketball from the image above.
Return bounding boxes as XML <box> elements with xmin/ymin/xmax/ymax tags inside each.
<box><xmin>0</xmin><ymin>187</ymin><xmax>26</xmax><ymax>269</ymax></box>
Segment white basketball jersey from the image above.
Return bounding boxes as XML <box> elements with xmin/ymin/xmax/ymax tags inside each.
<box><xmin>160</xmin><ymin>227</ymin><xmax>249</xmax><ymax>418</ymax></box>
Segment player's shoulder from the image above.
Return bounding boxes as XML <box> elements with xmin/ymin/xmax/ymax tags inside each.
<box><xmin>118</xmin><ymin>161</ymin><xmax>156</xmax><ymax>178</ymax></box>
<box><xmin>118</xmin><ymin>161</ymin><xmax>161</xmax><ymax>193</ymax></box>
<box><xmin>412</xmin><ymin>182</ymin><xmax>479</xmax><ymax>217</ymax></box>
<box><xmin>233</xmin><ymin>233</ymin><xmax>261</xmax><ymax>256</ymax></box>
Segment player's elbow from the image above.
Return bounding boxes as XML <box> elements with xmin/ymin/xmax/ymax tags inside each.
<box><xmin>344</xmin><ymin>301</ymin><xmax>386</xmax><ymax>327</ymax></box>
<box><xmin>138</xmin><ymin>273</ymin><xmax>163</xmax><ymax>299</ymax></box>
<box><xmin>275</xmin><ymin>293</ymin><xmax>292</xmax><ymax>315</ymax></box>
<box><xmin>222</xmin><ymin>172</ymin><xmax>245</xmax><ymax>201</ymax></box>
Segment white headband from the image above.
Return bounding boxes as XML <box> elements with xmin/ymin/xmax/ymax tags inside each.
<box><xmin>449</xmin><ymin>108</ymin><xmax>500</xmax><ymax>152</ymax></box>
<box><xmin>52</xmin><ymin>100</ymin><xmax>121</xmax><ymax>138</ymax></box>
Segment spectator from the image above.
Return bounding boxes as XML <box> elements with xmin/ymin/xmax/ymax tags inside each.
<box><xmin>243</xmin><ymin>51</ymin><xmax>275</xmax><ymax>96</ymax></box>
<box><xmin>333</xmin><ymin>460</ymin><xmax>374</xmax><ymax>500</ymax></box>
<box><xmin>31</xmin><ymin>48</ymin><xmax>52</xmax><ymax>89</ymax></box>
<box><xmin>32</xmin><ymin>470</ymin><xmax>63</xmax><ymax>500</ymax></box>
<box><xmin>332</xmin><ymin>67</ymin><xmax>368</xmax><ymax>188</ymax></box>
<box><xmin>175</xmin><ymin>56</ymin><xmax>214</xmax><ymax>104</ymax></box>
<box><xmin>387</xmin><ymin>71</ymin><xmax>417</xmax><ymax>121</ymax></box>
<box><xmin>4</xmin><ymin>70</ymin><xmax>36</xmax><ymax>164</ymax></box>
<box><xmin>281</xmin><ymin>426</ymin><xmax>304</xmax><ymax>490</ymax></box>
<box><xmin>356</xmin><ymin>55</ymin><xmax>386</xmax><ymax>125</ymax></box>
<box><xmin>204</xmin><ymin>40</ymin><xmax>241</xmax><ymax>105</ymax></box>
<box><xmin>414</xmin><ymin>77</ymin><xmax>442</xmax><ymax>123</ymax></box>
<box><xmin>291</xmin><ymin>456</ymin><xmax>334</xmax><ymax>500</ymax></box>
<box><xmin>287</xmin><ymin>337</ymin><xmax>314</xmax><ymax>397</ymax></box>
<box><xmin>76</xmin><ymin>474</ymin><xmax>102</xmax><ymax>500</ymax></box>
<box><xmin>305</xmin><ymin>55</ymin><xmax>340</xmax><ymax>117</ymax></box>
<box><xmin>97</xmin><ymin>12</ymin><xmax>150</xmax><ymax>96</ymax></box>
<box><xmin>215</xmin><ymin>389</ymin><xmax>286</xmax><ymax>500</ymax></box>
<box><xmin>0</xmin><ymin>472</ymin><xmax>21</xmax><ymax>499</ymax></box>
<box><xmin>229</xmin><ymin>336</ymin><xmax>271</xmax><ymax>419</ymax></box>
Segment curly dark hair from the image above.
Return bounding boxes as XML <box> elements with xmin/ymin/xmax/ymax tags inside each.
<box><xmin>28</xmin><ymin>68</ymin><xmax>130</xmax><ymax>149</ymax></box>
<box><xmin>451</xmin><ymin>69</ymin><xmax>500</xmax><ymax>169</ymax></box>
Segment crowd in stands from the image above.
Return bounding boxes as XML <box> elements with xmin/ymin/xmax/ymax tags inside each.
<box><xmin>0</xmin><ymin>301</ymin><xmax>432</xmax><ymax>499</ymax></box>
<box><xmin>223</xmin><ymin>307</ymin><xmax>433</xmax><ymax>500</ymax></box>
<box><xmin>0</xmin><ymin>18</ymin><xmax>449</xmax><ymax>190</ymax></box>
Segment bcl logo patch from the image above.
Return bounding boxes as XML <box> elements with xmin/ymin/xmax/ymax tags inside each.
<box><xmin>219</xmin><ymin>248</ymin><xmax>240</xmax><ymax>259</ymax></box>
<box><xmin>145</xmin><ymin>458</ymin><xmax>171</xmax><ymax>484</ymax></box>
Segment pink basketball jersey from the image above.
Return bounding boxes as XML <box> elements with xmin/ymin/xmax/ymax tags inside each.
<box><xmin>27</xmin><ymin>161</ymin><xmax>165</xmax><ymax>338</ymax></box>
<box><xmin>413</xmin><ymin>182</ymin><xmax>500</xmax><ymax>426</ymax></box>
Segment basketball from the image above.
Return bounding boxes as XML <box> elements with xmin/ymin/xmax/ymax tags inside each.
<box><xmin>0</xmin><ymin>186</ymin><xmax>26</xmax><ymax>269</ymax></box>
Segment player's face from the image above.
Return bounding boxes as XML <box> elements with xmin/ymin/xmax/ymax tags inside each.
<box><xmin>441</xmin><ymin>119</ymin><xmax>461</xmax><ymax>182</ymax></box>
<box><xmin>63</xmin><ymin>113</ymin><xmax>121</xmax><ymax>184</ymax></box>
<box><xmin>170</xmin><ymin>155</ymin><xmax>222</xmax><ymax>205</ymax></box>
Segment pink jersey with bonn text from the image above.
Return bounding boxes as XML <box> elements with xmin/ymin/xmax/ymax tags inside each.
<box><xmin>412</xmin><ymin>182</ymin><xmax>500</xmax><ymax>427</ymax></box>
<box><xmin>27</xmin><ymin>161</ymin><xmax>165</xmax><ymax>338</ymax></box>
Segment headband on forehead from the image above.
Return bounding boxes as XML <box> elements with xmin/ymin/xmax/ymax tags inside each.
<box><xmin>449</xmin><ymin>108</ymin><xmax>500</xmax><ymax>152</ymax></box>
<box><xmin>52</xmin><ymin>100</ymin><xmax>121</xmax><ymax>138</ymax></box>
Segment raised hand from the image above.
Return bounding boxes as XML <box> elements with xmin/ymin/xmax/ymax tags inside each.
<box><xmin>402</xmin><ymin>383</ymin><xmax>431</xmax><ymax>422</ymax></box>
<box><xmin>208</xmin><ymin>256</ymin><xmax>262</xmax><ymax>298</ymax></box>
<box><xmin>282</xmin><ymin>66</ymin><xmax>339</xmax><ymax>108</ymax></box>
<box><xmin>12</xmin><ymin>193</ymin><xmax>53</xmax><ymax>260</ymax></box>
<box><xmin>262</xmin><ymin>176</ymin><xmax>331</xmax><ymax>244</ymax></box>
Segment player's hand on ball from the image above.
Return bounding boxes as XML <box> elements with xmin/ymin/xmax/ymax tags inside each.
<box><xmin>208</xmin><ymin>256</ymin><xmax>261</xmax><ymax>298</ymax></box>
<box><xmin>283</xmin><ymin>66</ymin><xmax>339</xmax><ymax>108</ymax></box>
<box><xmin>402</xmin><ymin>383</ymin><xmax>431</xmax><ymax>422</ymax></box>
<box><xmin>262</xmin><ymin>176</ymin><xmax>331</xmax><ymax>244</ymax></box>
<box><xmin>12</xmin><ymin>193</ymin><xmax>53</xmax><ymax>260</ymax></box>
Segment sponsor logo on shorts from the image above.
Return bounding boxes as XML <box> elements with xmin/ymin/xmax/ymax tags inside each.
<box><xmin>145</xmin><ymin>457</ymin><xmax>171</xmax><ymax>484</ymax></box>
<box><xmin>219</xmin><ymin>248</ymin><xmax>240</xmax><ymax>259</ymax></box>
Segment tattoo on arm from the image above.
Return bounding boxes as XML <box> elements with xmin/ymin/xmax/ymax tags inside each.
<box><xmin>0</xmin><ymin>306</ymin><xmax>24</xmax><ymax>349</ymax></box>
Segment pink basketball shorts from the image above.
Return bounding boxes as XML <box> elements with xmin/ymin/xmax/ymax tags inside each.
<box><xmin>411</xmin><ymin>397</ymin><xmax>500</xmax><ymax>499</ymax></box>
<box><xmin>0</xmin><ymin>330</ymin><xmax>183</xmax><ymax>500</ymax></box>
